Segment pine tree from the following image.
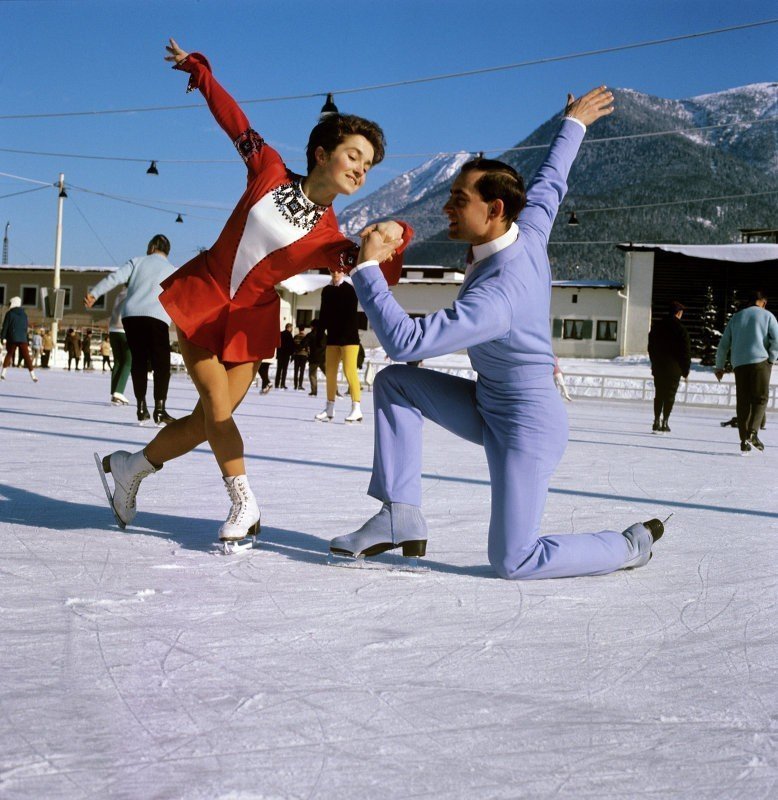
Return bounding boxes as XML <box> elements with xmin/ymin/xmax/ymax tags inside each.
<box><xmin>699</xmin><ymin>285</ymin><xmax>720</xmax><ymax>366</ymax></box>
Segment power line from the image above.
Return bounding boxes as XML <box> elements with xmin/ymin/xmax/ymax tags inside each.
<box><xmin>0</xmin><ymin>185</ymin><xmax>50</xmax><ymax>200</ymax></box>
<box><xmin>68</xmin><ymin>194</ymin><xmax>120</xmax><ymax>265</ymax></box>
<box><xmin>1</xmin><ymin>117</ymin><xmax>773</xmax><ymax>166</ymax></box>
<box><xmin>1</xmin><ymin>19</ymin><xmax>775</xmax><ymax>120</ymax></box>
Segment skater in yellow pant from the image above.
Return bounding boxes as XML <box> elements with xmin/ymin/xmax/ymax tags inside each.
<box><xmin>315</xmin><ymin>268</ymin><xmax>364</xmax><ymax>423</ymax></box>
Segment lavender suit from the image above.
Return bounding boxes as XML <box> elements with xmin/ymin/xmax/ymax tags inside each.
<box><xmin>352</xmin><ymin>119</ymin><xmax>634</xmax><ymax>579</ymax></box>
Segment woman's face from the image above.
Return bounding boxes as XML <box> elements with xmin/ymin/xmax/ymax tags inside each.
<box><xmin>315</xmin><ymin>135</ymin><xmax>375</xmax><ymax>197</ymax></box>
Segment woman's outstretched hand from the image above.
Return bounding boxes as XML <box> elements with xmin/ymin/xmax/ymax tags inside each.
<box><xmin>564</xmin><ymin>86</ymin><xmax>615</xmax><ymax>127</ymax></box>
<box><xmin>164</xmin><ymin>38</ymin><xmax>189</xmax><ymax>66</ymax></box>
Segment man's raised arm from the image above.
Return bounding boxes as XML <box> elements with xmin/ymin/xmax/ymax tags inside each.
<box><xmin>520</xmin><ymin>86</ymin><xmax>614</xmax><ymax>242</ymax></box>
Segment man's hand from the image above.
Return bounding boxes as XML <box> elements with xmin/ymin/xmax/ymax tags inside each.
<box><xmin>164</xmin><ymin>38</ymin><xmax>189</xmax><ymax>65</ymax></box>
<box><xmin>359</xmin><ymin>220</ymin><xmax>404</xmax><ymax>243</ymax></box>
<box><xmin>359</xmin><ymin>230</ymin><xmax>403</xmax><ymax>264</ymax></box>
<box><xmin>565</xmin><ymin>86</ymin><xmax>615</xmax><ymax>127</ymax></box>
<box><xmin>84</xmin><ymin>293</ymin><xmax>97</xmax><ymax>309</ymax></box>
<box><xmin>714</xmin><ymin>369</ymin><xmax>725</xmax><ymax>382</ymax></box>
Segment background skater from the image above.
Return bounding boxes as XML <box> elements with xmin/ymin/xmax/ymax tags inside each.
<box><xmin>715</xmin><ymin>289</ymin><xmax>777</xmax><ymax>453</ymax></box>
<box><xmin>330</xmin><ymin>86</ymin><xmax>667</xmax><ymax>579</ymax></box>
<box><xmin>86</xmin><ymin>234</ymin><xmax>178</xmax><ymax>423</ymax></box>
<box><xmin>647</xmin><ymin>300</ymin><xmax>690</xmax><ymax>433</ymax></box>
<box><xmin>315</xmin><ymin>267</ymin><xmax>364</xmax><ymax>423</ymax></box>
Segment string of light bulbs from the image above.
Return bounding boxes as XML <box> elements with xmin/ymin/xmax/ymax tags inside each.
<box><xmin>1</xmin><ymin>117</ymin><xmax>774</xmax><ymax>170</ymax></box>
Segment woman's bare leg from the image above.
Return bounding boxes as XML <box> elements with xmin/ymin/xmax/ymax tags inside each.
<box><xmin>144</xmin><ymin>334</ymin><xmax>257</xmax><ymax>475</ymax></box>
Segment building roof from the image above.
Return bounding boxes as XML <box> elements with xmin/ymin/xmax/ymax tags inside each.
<box><xmin>0</xmin><ymin>264</ymin><xmax>116</xmax><ymax>273</ymax></box>
<box><xmin>616</xmin><ymin>243</ymin><xmax>778</xmax><ymax>263</ymax></box>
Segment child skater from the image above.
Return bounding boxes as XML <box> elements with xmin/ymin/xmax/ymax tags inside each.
<box><xmin>97</xmin><ymin>38</ymin><xmax>412</xmax><ymax>552</ymax></box>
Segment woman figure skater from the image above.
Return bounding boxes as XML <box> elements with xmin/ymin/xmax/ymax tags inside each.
<box><xmin>97</xmin><ymin>38</ymin><xmax>412</xmax><ymax>553</ymax></box>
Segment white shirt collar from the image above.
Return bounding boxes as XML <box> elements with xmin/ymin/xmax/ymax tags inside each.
<box><xmin>466</xmin><ymin>222</ymin><xmax>519</xmax><ymax>277</ymax></box>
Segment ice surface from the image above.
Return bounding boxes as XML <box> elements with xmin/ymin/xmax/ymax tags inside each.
<box><xmin>0</xmin><ymin>368</ymin><xmax>776</xmax><ymax>799</ymax></box>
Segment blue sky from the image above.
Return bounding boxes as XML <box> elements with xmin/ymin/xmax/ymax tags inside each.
<box><xmin>0</xmin><ymin>0</ymin><xmax>775</xmax><ymax>267</ymax></box>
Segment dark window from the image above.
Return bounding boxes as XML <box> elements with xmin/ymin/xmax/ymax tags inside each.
<box><xmin>596</xmin><ymin>320</ymin><xmax>618</xmax><ymax>341</ymax></box>
<box><xmin>563</xmin><ymin>319</ymin><xmax>589</xmax><ymax>340</ymax></box>
<box><xmin>572</xmin><ymin>294</ymin><xmax>578</xmax><ymax>304</ymax></box>
<box><xmin>21</xmin><ymin>285</ymin><xmax>38</xmax><ymax>307</ymax></box>
<box><xmin>0</xmin><ymin>285</ymin><xmax>5</xmax><ymax>305</ymax></box>
<box><xmin>61</xmin><ymin>286</ymin><xmax>72</xmax><ymax>309</ymax></box>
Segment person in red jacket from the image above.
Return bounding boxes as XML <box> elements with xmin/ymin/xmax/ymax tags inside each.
<box><xmin>97</xmin><ymin>38</ymin><xmax>413</xmax><ymax>553</ymax></box>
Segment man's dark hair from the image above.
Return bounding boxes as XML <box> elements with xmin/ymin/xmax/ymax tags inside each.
<box><xmin>670</xmin><ymin>301</ymin><xmax>686</xmax><ymax>315</ymax></box>
<box><xmin>748</xmin><ymin>289</ymin><xmax>768</xmax><ymax>306</ymax></box>
<box><xmin>147</xmin><ymin>234</ymin><xmax>171</xmax><ymax>256</ymax></box>
<box><xmin>306</xmin><ymin>114</ymin><xmax>386</xmax><ymax>174</ymax></box>
<box><xmin>460</xmin><ymin>158</ymin><xmax>527</xmax><ymax>223</ymax></box>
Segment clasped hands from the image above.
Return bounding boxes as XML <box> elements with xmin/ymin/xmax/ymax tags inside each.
<box><xmin>358</xmin><ymin>221</ymin><xmax>404</xmax><ymax>264</ymax></box>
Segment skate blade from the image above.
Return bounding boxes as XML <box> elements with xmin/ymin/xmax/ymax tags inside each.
<box><xmin>213</xmin><ymin>538</ymin><xmax>255</xmax><ymax>556</ymax></box>
<box><xmin>93</xmin><ymin>452</ymin><xmax>126</xmax><ymax>530</ymax></box>
<box><xmin>326</xmin><ymin>552</ymin><xmax>428</xmax><ymax>573</ymax></box>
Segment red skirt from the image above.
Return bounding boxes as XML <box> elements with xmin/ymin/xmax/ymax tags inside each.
<box><xmin>160</xmin><ymin>252</ymin><xmax>281</xmax><ymax>363</ymax></box>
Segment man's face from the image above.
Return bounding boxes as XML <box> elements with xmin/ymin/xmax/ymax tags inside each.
<box><xmin>443</xmin><ymin>170</ymin><xmax>493</xmax><ymax>244</ymax></box>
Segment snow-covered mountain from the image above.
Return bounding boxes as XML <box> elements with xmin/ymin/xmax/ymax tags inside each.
<box><xmin>340</xmin><ymin>83</ymin><xmax>777</xmax><ymax>278</ymax></box>
<box><xmin>338</xmin><ymin>151</ymin><xmax>472</xmax><ymax>237</ymax></box>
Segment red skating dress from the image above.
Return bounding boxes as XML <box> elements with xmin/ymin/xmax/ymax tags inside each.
<box><xmin>159</xmin><ymin>53</ymin><xmax>413</xmax><ymax>363</ymax></box>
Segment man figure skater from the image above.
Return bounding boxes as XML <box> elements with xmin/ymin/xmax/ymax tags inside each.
<box><xmin>330</xmin><ymin>86</ymin><xmax>665</xmax><ymax>579</ymax></box>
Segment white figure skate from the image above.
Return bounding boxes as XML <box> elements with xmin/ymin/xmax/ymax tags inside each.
<box><xmin>94</xmin><ymin>449</ymin><xmax>160</xmax><ymax>528</ymax></box>
<box><xmin>344</xmin><ymin>401</ymin><xmax>363</xmax><ymax>423</ymax></box>
<box><xmin>315</xmin><ymin>401</ymin><xmax>335</xmax><ymax>422</ymax></box>
<box><xmin>217</xmin><ymin>475</ymin><xmax>260</xmax><ymax>555</ymax></box>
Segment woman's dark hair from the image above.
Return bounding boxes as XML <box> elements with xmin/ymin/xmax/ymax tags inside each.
<box><xmin>147</xmin><ymin>234</ymin><xmax>171</xmax><ymax>256</ymax></box>
<box><xmin>306</xmin><ymin>114</ymin><xmax>386</xmax><ymax>174</ymax></box>
<box><xmin>460</xmin><ymin>158</ymin><xmax>527</xmax><ymax>223</ymax></box>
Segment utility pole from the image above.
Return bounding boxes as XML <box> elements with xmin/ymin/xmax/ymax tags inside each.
<box><xmin>2</xmin><ymin>222</ymin><xmax>8</xmax><ymax>264</ymax></box>
<box><xmin>51</xmin><ymin>173</ymin><xmax>65</xmax><ymax>365</ymax></box>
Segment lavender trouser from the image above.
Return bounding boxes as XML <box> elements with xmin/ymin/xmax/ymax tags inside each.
<box><xmin>368</xmin><ymin>365</ymin><xmax>632</xmax><ymax>580</ymax></box>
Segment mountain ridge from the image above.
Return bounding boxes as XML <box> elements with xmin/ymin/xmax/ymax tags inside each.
<box><xmin>340</xmin><ymin>82</ymin><xmax>777</xmax><ymax>279</ymax></box>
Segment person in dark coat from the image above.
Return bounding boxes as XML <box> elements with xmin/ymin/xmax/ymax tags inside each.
<box><xmin>1</xmin><ymin>297</ymin><xmax>38</xmax><ymax>382</ymax></box>
<box><xmin>304</xmin><ymin>319</ymin><xmax>327</xmax><ymax>396</ymax></box>
<box><xmin>274</xmin><ymin>323</ymin><xmax>294</xmax><ymax>389</ymax></box>
<box><xmin>315</xmin><ymin>269</ymin><xmax>363</xmax><ymax>422</ymax></box>
<box><xmin>292</xmin><ymin>326</ymin><xmax>309</xmax><ymax>390</ymax></box>
<box><xmin>647</xmin><ymin>300</ymin><xmax>691</xmax><ymax>433</ymax></box>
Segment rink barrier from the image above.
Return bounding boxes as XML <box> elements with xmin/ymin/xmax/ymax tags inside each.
<box><xmin>360</xmin><ymin>362</ymin><xmax>777</xmax><ymax>411</ymax></box>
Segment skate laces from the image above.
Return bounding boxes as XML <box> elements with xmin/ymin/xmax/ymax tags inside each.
<box><xmin>225</xmin><ymin>479</ymin><xmax>250</xmax><ymax>524</ymax></box>
<box><xmin>124</xmin><ymin>468</ymin><xmax>152</xmax><ymax>510</ymax></box>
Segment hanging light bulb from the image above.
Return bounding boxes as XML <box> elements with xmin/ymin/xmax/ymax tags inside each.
<box><xmin>319</xmin><ymin>93</ymin><xmax>339</xmax><ymax>118</ymax></box>
<box><xmin>175</xmin><ymin>213</ymin><xmax>183</xmax><ymax>223</ymax></box>
<box><xmin>58</xmin><ymin>185</ymin><xmax>68</xmax><ymax>199</ymax></box>
<box><xmin>567</xmin><ymin>211</ymin><xmax>579</xmax><ymax>226</ymax></box>
<box><xmin>146</xmin><ymin>160</ymin><xmax>159</xmax><ymax>175</ymax></box>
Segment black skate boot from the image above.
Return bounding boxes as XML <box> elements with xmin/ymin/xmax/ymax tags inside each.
<box><xmin>748</xmin><ymin>431</ymin><xmax>765</xmax><ymax>452</ymax></box>
<box><xmin>652</xmin><ymin>418</ymin><xmax>661</xmax><ymax>433</ymax></box>
<box><xmin>153</xmin><ymin>401</ymin><xmax>175</xmax><ymax>426</ymax></box>
<box><xmin>740</xmin><ymin>439</ymin><xmax>752</xmax><ymax>455</ymax></box>
<box><xmin>137</xmin><ymin>399</ymin><xmax>150</xmax><ymax>423</ymax></box>
<box><xmin>660</xmin><ymin>419</ymin><xmax>671</xmax><ymax>433</ymax></box>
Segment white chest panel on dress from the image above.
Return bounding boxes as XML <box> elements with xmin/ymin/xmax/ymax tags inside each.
<box><xmin>230</xmin><ymin>181</ymin><xmax>326</xmax><ymax>299</ymax></box>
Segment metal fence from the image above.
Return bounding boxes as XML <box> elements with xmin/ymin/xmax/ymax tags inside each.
<box><xmin>362</xmin><ymin>361</ymin><xmax>777</xmax><ymax>411</ymax></box>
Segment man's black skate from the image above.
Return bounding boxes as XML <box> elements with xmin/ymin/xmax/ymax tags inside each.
<box><xmin>740</xmin><ymin>440</ymin><xmax>752</xmax><ymax>455</ymax></box>
<box><xmin>153</xmin><ymin>401</ymin><xmax>175</xmax><ymax>426</ymax></box>
<box><xmin>652</xmin><ymin>419</ymin><xmax>661</xmax><ymax>433</ymax></box>
<box><xmin>137</xmin><ymin>399</ymin><xmax>151</xmax><ymax>423</ymax></box>
<box><xmin>749</xmin><ymin>432</ymin><xmax>765</xmax><ymax>452</ymax></box>
<box><xmin>660</xmin><ymin>419</ymin><xmax>671</xmax><ymax>433</ymax></box>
